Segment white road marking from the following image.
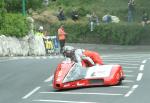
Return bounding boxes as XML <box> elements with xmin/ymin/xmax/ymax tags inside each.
<box><xmin>132</xmin><ymin>85</ymin><xmax>139</xmax><ymax>89</ymax></box>
<box><xmin>136</xmin><ymin>73</ymin><xmax>143</xmax><ymax>81</ymax></box>
<box><xmin>125</xmin><ymin>91</ymin><xmax>133</xmax><ymax>97</ymax></box>
<box><xmin>60</xmin><ymin>55</ymin><xmax>64</xmax><ymax>58</ymax></box>
<box><xmin>44</xmin><ymin>75</ymin><xmax>54</xmax><ymax>82</ymax></box>
<box><xmin>139</xmin><ymin>65</ymin><xmax>144</xmax><ymax>71</ymax></box>
<box><xmin>124</xmin><ymin>85</ymin><xmax>138</xmax><ymax>97</ymax></box>
<box><xmin>104</xmin><ymin>60</ymin><xmax>140</xmax><ymax>63</ymax></box>
<box><xmin>29</xmin><ymin>57</ymin><xmax>34</xmax><ymax>59</ymax></box>
<box><xmin>13</xmin><ymin>57</ymin><xmax>18</xmax><ymax>59</ymax></box>
<box><xmin>103</xmin><ymin>58</ymin><xmax>142</xmax><ymax>60</ymax></box>
<box><xmin>20</xmin><ymin>57</ymin><xmax>25</xmax><ymax>59</ymax></box>
<box><xmin>123</xmin><ymin>66</ymin><xmax>138</xmax><ymax>69</ymax></box>
<box><xmin>0</xmin><ymin>58</ymin><xmax>16</xmax><ymax>62</ymax></box>
<box><xmin>49</xmin><ymin>56</ymin><xmax>53</xmax><ymax>59</ymax></box>
<box><xmin>33</xmin><ymin>99</ymin><xmax>96</xmax><ymax>103</ymax></box>
<box><xmin>101</xmin><ymin>56</ymin><xmax>109</xmax><ymax>58</ymax></box>
<box><xmin>123</xmin><ymin>70</ymin><xmax>133</xmax><ymax>73</ymax></box>
<box><xmin>40</xmin><ymin>92</ymin><xmax>123</xmax><ymax>96</ymax></box>
<box><xmin>125</xmin><ymin>75</ymin><xmax>135</xmax><ymax>77</ymax></box>
<box><xmin>142</xmin><ymin>60</ymin><xmax>147</xmax><ymax>64</ymax></box>
<box><xmin>42</xmin><ymin>56</ymin><xmax>47</xmax><ymax>59</ymax></box>
<box><xmin>123</xmin><ymin>80</ymin><xmax>134</xmax><ymax>83</ymax></box>
<box><xmin>107</xmin><ymin>63</ymin><xmax>139</xmax><ymax>66</ymax></box>
<box><xmin>54</xmin><ymin>56</ymin><xmax>59</xmax><ymax>58</ymax></box>
<box><xmin>35</xmin><ymin>57</ymin><xmax>40</xmax><ymax>59</ymax></box>
<box><xmin>22</xmin><ymin>86</ymin><xmax>41</xmax><ymax>99</ymax></box>
<box><xmin>111</xmin><ymin>86</ymin><xmax>130</xmax><ymax>88</ymax></box>
<box><xmin>104</xmin><ymin>53</ymin><xmax>150</xmax><ymax>57</ymax></box>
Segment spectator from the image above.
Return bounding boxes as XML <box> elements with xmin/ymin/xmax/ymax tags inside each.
<box><xmin>102</xmin><ymin>13</ymin><xmax>112</xmax><ymax>23</ymax></box>
<box><xmin>128</xmin><ymin>0</ymin><xmax>135</xmax><ymax>22</ymax></box>
<box><xmin>141</xmin><ymin>11</ymin><xmax>150</xmax><ymax>26</ymax></box>
<box><xmin>57</xmin><ymin>25</ymin><xmax>67</xmax><ymax>53</ymax></box>
<box><xmin>43</xmin><ymin>0</ymin><xmax>49</xmax><ymax>6</ymax></box>
<box><xmin>89</xmin><ymin>12</ymin><xmax>99</xmax><ymax>31</ymax></box>
<box><xmin>44</xmin><ymin>30</ymin><xmax>49</xmax><ymax>36</ymax></box>
<box><xmin>57</xmin><ymin>7</ymin><xmax>66</xmax><ymax>21</ymax></box>
<box><xmin>36</xmin><ymin>26</ymin><xmax>44</xmax><ymax>37</ymax></box>
<box><xmin>71</xmin><ymin>8</ymin><xmax>79</xmax><ymax>22</ymax></box>
<box><xmin>111</xmin><ymin>16</ymin><xmax>120</xmax><ymax>23</ymax></box>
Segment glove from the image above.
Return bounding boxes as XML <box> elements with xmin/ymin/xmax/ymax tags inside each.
<box><xmin>82</xmin><ymin>56</ymin><xmax>95</xmax><ymax>65</ymax></box>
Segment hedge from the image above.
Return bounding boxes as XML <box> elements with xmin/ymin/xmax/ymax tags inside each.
<box><xmin>0</xmin><ymin>13</ymin><xmax>149</xmax><ymax>45</ymax></box>
<box><xmin>0</xmin><ymin>13</ymin><xmax>28</xmax><ymax>37</ymax></box>
<box><xmin>47</xmin><ymin>22</ymin><xmax>150</xmax><ymax>45</ymax></box>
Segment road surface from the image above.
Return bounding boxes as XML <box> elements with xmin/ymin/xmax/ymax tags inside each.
<box><xmin>0</xmin><ymin>44</ymin><xmax>150</xmax><ymax>103</ymax></box>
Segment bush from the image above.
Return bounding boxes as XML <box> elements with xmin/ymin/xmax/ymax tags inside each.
<box><xmin>48</xmin><ymin>22</ymin><xmax>149</xmax><ymax>45</ymax></box>
<box><xmin>0</xmin><ymin>0</ymin><xmax>6</xmax><ymax>29</ymax></box>
<box><xmin>0</xmin><ymin>13</ymin><xmax>28</xmax><ymax>37</ymax></box>
<box><xmin>5</xmin><ymin>0</ymin><xmax>43</xmax><ymax>13</ymax></box>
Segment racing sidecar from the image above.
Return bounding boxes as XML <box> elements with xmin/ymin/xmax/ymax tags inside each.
<box><xmin>53</xmin><ymin>58</ymin><xmax>125</xmax><ymax>90</ymax></box>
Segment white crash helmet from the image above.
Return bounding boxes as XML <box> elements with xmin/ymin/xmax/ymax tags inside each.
<box><xmin>62</xmin><ymin>46</ymin><xmax>75</xmax><ymax>57</ymax></box>
<box><xmin>63</xmin><ymin>46</ymin><xmax>74</xmax><ymax>51</ymax></box>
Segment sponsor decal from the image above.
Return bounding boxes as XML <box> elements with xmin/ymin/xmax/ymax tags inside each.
<box><xmin>77</xmin><ymin>82</ymin><xmax>84</xmax><ymax>86</ymax></box>
<box><xmin>56</xmin><ymin>78</ymin><xmax>61</xmax><ymax>82</ymax></box>
<box><xmin>58</xmin><ymin>71</ymin><xmax>62</xmax><ymax>76</ymax></box>
<box><xmin>85</xmin><ymin>65</ymin><xmax>113</xmax><ymax>78</ymax></box>
<box><xmin>63</xmin><ymin>84</ymin><xmax>70</xmax><ymax>87</ymax></box>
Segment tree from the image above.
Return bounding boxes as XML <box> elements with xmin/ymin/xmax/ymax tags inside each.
<box><xmin>0</xmin><ymin>0</ymin><xmax>6</xmax><ymax>29</ymax></box>
<box><xmin>4</xmin><ymin>0</ymin><xmax>43</xmax><ymax>13</ymax></box>
<box><xmin>4</xmin><ymin>0</ymin><xmax>22</xmax><ymax>13</ymax></box>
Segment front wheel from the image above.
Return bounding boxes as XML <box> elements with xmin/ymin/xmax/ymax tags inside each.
<box><xmin>116</xmin><ymin>72</ymin><xmax>123</xmax><ymax>85</ymax></box>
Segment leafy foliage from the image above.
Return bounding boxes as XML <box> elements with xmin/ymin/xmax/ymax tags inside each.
<box><xmin>0</xmin><ymin>13</ymin><xmax>28</xmax><ymax>37</ymax></box>
<box><xmin>1</xmin><ymin>0</ymin><xmax>150</xmax><ymax>45</ymax></box>
<box><xmin>48</xmin><ymin>0</ymin><xmax>150</xmax><ymax>22</ymax></box>
<box><xmin>0</xmin><ymin>0</ymin><xmax>6</xmax><ymax>29</ymax></box>
<box><xmin>49</xmin><ymin>22</ymin><xmax>148</xmax><ymax>45</ymax></box>
<box><xmin>4</xmin><ymin>0</ymin><xmax>43</xmax><ymax>13</ymax></box>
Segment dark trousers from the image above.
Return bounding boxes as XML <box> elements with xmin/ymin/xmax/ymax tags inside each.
<box><xmin>59</xmin><ymin>39</ymin><xmax>65</xmax><ymax>53</ymax></box>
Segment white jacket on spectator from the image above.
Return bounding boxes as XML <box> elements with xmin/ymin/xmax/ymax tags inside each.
<box><xmin>111</xmin><ymin>16</ymin><xmax>120</xmax><ymax>23</ymax></box>
<box><xmin>102</xmin><ymin>15</ymin><xmax>120</xmax><ymax>23</ymax></box>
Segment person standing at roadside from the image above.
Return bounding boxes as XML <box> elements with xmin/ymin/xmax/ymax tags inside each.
<box><xmin>128</xmin><ymin>0</ymin><xmax>135</xmax><ymax>22</ymax></box>
<box><xmin>57</xmin><ymin>25</ymin><xmax>67</xmax><ymax>53</ymax></box>
<box><xmin>141</xmin><ymin>11</ymin><xmax>150</xmax><ymax>26</ymax></box>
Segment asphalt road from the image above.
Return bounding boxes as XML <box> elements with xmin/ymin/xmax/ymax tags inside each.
<box><xmin>0</xmin><ymin>45</ymin><xmax>150</xmax><ymax>103</ymax></box>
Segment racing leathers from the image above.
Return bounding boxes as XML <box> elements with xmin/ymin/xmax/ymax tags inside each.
<box><xmin>74</xmin><ymin>49</ymin><xmax>103</xmax><ymax>67</ymax></box>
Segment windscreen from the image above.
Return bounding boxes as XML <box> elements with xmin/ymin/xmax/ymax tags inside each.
<box><xmin>63</xmin><ymin>63</ymin><xmax>87</xmax><ymax>83</ymax></box>
<box><xmin>63</xmin><ymin>64</ymin><xmax>113</xmax><ymax>83</ymax></box>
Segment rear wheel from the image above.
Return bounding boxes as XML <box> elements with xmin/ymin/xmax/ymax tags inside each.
<box><xmin>118</xmin><ymin>78</ymin><xmax>123</xmax><ymax>85</ymax></box>
<box><xmin>117</xmin><ymin>71</ymin><xmax>124</xmax><ymax>85</ymax></box>
<box><xmin>116</xmin><ymin>72</ymin><xmax>122</xmax><ymax>85</ymax></box>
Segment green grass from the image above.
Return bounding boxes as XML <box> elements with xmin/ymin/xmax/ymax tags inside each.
<box><xmin>33</xmin><ymin>0</ymin><xmax>150</xmax><ymax>45</ymax></box>
<box><xmin>46</xmin><ymin>0</ymin><xmax>150</xmax><ymax>22</ymax></box>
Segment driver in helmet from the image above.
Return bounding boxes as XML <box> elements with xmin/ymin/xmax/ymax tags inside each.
<box><xmin>62</xmin><ymin>46</ymin><xmax>103</xmax><ymax>67</ymax></box>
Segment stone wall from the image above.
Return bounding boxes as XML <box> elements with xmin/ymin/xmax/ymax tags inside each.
<box><xmin>0</xmin><ymin>35</ymin><xmax>46</xmax><ymax>56</ymax></box>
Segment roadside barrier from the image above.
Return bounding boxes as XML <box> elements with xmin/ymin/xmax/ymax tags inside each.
<box><xmin>43</xmin><ymin>36</ymin><xmax>60</xmax><ymax>54</ymax></box>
